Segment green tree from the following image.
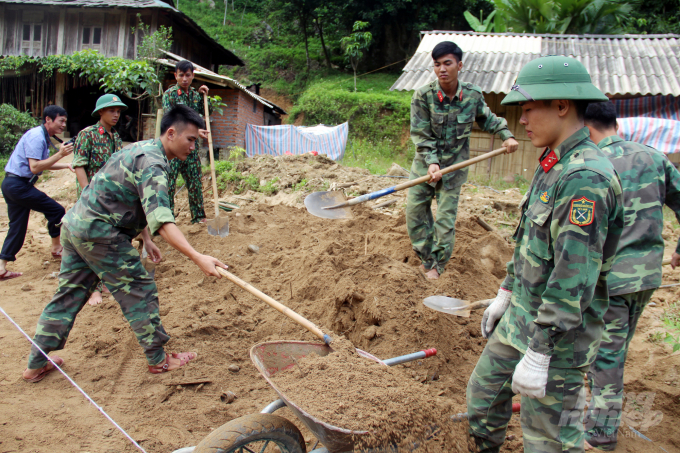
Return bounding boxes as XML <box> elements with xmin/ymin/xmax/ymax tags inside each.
<box><xmin>341</xmin><ymin>21</ymin><xmax>373</xmax><ymax>92</ymax></box>
<box><xmin>623</xmin><ymin>0</ymin><xmax>680</xmax><ymax>34</ymax></box>
<box><xmin>464</xmin><ymin>9</ymin><xmax>497</xmax><ymax>32</ymax></box>
<box><xmin>0</xmin><ymin>104</ymin><xmax>39</xmax><ymax>155</ymax></box>
<box><xmin>494</xmin><ymin>0</ymin><xmax>634</xmax><ymax>34</ymax></box>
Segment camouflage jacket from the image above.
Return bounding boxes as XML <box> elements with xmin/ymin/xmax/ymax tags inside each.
<box><xmin>62</xmin><ymin>139</ymin><xmax>175</xmax><ymax>243</ymax></box>
<box><xmin>496</xmin><ymin>127</ymin><xmax>624</xmax><ymax>369</ymax></box>
<box><xmin>409</xmin><ymin>80</ymin><xmax>514</xmax><ymax>190</ymax></box>
<box><xmin>598</xmin><ymin>135</ymin><xmax>680</xmax><ymax>296</ymax></box>
<box><xmin>162</xmin><ymin>84</ymin><xmax>203</xmax><ymax>115</ymax></box>
<box><xmin>72</xmin><ymin>122</ymin><xmax>123</xmax><ymax>196</ymax></box>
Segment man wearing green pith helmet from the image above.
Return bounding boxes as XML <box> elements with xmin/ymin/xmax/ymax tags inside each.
<box><xmin>466</xmin><ymin>56</ymin><xmax>625</xmax><ymax>452</ymax></box>
<box><xmin>72</xmin><ymin>93</ymin><xmax>127</xmax><ymax>306</ymax></box>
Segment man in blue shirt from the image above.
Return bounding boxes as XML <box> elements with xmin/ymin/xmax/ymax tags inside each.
<box><xmin>1</xmin><ymin>105</ymin><xmax>74</xmax><ymax>280</ymax></box>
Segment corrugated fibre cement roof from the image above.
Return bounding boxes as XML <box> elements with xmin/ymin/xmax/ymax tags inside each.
<box><xmin>392</xmin><ymin>31</ymin><xmax>680</xmax><ymax>97</ymax></box>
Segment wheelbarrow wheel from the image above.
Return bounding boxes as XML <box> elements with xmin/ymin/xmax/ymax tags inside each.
<box><xmin>193</xmin><ymin>413</ymin><xmax>307</xmax><ymax>453</ymax></box>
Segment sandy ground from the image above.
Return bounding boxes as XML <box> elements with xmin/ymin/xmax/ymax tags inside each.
<box><xmin>0</xmin><ymin>154</ymin><xmax>679</xmax><ymax>453</ymax></box>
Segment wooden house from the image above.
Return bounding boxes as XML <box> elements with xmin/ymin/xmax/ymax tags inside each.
<box><xmin>0</xmin><ymin>0</ymin><xmax>285</xmax><ymax>148</ymax></box>
<box><xmin>392</xmin><ymin>31</ymin><xmax>680</xmax><ymax>179</ymax></box>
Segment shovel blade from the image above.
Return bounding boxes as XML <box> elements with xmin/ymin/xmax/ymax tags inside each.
<box><xmin>304</xmin><ymin>191</ymin><xmax>353</xmax><ymax>220</ymax></box>
<box><xmin>207</xmin><ymin>216</ymin><xmax>230</xmax><ymax>237</ymax></box>
<box><xmin>423</xmin><ymin>296</ymin><xmax>471</xmax><ymax>318</ymax></box>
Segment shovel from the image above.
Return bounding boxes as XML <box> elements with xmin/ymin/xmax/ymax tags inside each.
<box><xmin>204</xmin><ymin>93</ymin><xmax>229</xmax><ymax>237</ymax></box>
<box><xmin>423</xmin><ymin>296</ymin><xmax>494</xmax><ymax>318</ymax></box>
<box><xmin>216</xmin><ymin>267</ymin><xmax>332</xmax><ymax>345</ymax></box>
<box><xmin>305</xmin><ymin>146</ymin><xmax>508</xmax><ymax>219</ymax></box>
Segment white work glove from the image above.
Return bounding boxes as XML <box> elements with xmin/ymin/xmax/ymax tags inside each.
<box><xmin>511</xmin><ymin>348</ymin><xmax>550</xmax><ymax>399</ymax></box>
<box><xmin>481</xmin><ymin>288</ymin><xmax>512</xmax><ymax>339</ymax></box>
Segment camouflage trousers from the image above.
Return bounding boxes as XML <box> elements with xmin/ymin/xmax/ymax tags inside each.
<box><xmin>168</xmin><ymin>148</ymin><xmax>206</xmax><ymax>224</ymax></box>
<box><xmin>27</xmin><ymin>226</ymin><xmax>169</xmax><ymax>370</ymax></box>
<box><xmin>405</xmin><ymin>180</ymin><xmax>462</xmax><ymax>275</ymax></box>
<box><xmin>467</xmin><ymin>333</ymin><xmax>588</xmax><ymax>453</ymax></box>
<box><xmin>584</xmin><ymin>289</ymin><xmax>655</xmax><ymax>450</ymax></box>
<box><xmin>76</xmin><ymin>182</ymin><xmax>104</xmax><ymax>295</ymax></box>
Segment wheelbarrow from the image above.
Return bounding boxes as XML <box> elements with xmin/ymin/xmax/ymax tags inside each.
<box><xmin>177</xmin><ymin>340</ymin><xmax>439</xmax><ymax>453</ymax></box>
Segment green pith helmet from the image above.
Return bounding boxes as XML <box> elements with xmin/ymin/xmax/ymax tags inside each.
<box><xmin>501</xmin><ymin>55</ymin><xmax>608</xmax><ymax>106</ymax></box>
<box><xmin>92</xmin><ymin>94</ymin><xmax>128</xmax><ymax>117</ymax></box>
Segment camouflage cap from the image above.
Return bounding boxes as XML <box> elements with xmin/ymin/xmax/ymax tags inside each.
<box><xmin>92</xmin><ymin>94</ymin><xmax>128</xmax><ymax>117</ymax></box>
<box><xmin>501</xmin><ymin>56</ymin><xmax>608</xmax><ymax>106</ymax></box>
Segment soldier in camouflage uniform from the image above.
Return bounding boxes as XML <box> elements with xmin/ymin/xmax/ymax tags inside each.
<box><xmin>162</xmin><ymin>59</ymin><xmax>210</xmax><ymax>224</ymax></box>
<box><xmin>582</xmin><ymin>101</ymin><xmax>680</xmax><ymax>451</ymax></box>
<box><xmin>407</xmin><ymin>41</ymin><xmax>518</xmax><ymax>280</ymax></box>
<box><xmin>22</xmin><ymin>106</ymin><xmax>228</xmax><ymax>383</ymax></box>
<box><xmin>72</xmin><ymin>94</ymin><xmax>127</xmax><ymax>306</ymax></box>
<box><xmin>466</xmin><ymin>56</ymin><xmax>625</xmax><ymax>452</ymax></box>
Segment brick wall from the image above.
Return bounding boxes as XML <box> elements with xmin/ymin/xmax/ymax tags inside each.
<box><xmin>210</xmin><ymin>88</ymin><xmax>264</xmax><ymax>152</ymax></box>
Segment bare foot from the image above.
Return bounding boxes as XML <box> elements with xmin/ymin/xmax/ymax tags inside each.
<box><xmin>419</xmin><ymin>264</ymin><xmax>426</xmax><ymax>272</ymax></box>
<box><xmin>425</xmin><ymin>268</ymin><xmax>439</xmax><ymax>280</ymax></box>
<box><xmin>87</xmin><ymin>291</ymin><xmax>103</xmax><ymax>306</ymax></box>
<box><xmin>584</xmin><ymin>440</ymin><xmax>594</xmax><ymax>451</ymax></box>
<box><xmin>50</xmin><ymin>245</ymin><xmax>63</xmax><ymax>255</ymax></box>
<box><xmin>102</xmin><ymin>285</ymin><xmax>111</xmax><ymax>294</ymax></box>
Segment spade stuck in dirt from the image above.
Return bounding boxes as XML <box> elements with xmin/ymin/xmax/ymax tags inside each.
<box><xmin>204</xmin><ymin>93</ymin><xmax>229</xmax><ymax>237</ymax></box>
<box><xmin>304</xmin><ymin>146</ymin><xmax>508</xmax><ymax>220</ymax></box>
<box><xmin>423</xmin><ymin>296</ymin><xmax>494</xmax><ymax>318</ymax></box>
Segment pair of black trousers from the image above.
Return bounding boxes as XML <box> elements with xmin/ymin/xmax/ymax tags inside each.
<box><xmin>0</xmin><ymin>175</ymin><xmax>65</xmax><ymax>261</ymax></box>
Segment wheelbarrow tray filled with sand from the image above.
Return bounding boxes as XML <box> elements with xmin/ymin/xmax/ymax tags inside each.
<box><xmin>186</xmin><ymin>340</ymin><xmax>439</xmax><ymax>453</ymax></box>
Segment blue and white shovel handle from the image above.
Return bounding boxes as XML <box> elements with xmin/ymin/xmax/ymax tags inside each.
<box><xmin>323</xmin><ymin>146</ymin><xmax>508</xmax><ymax>210</ymax></box>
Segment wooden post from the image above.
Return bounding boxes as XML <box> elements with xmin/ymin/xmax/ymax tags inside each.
<box><xmin>55</xmin><ymin>72</ymin><xmax>66</xmax><ymax>109</ymax></box>
<box><xmin>117</xmin><ymin>10</ymin><xmax>127</xmax><ymax>58</ymax></box>
<box><xmin>154</xmin><ymin>108</ymin><xmax>163</xmax><ymax>139</ymax></box>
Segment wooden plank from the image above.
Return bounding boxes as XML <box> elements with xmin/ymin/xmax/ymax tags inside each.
<box><xmin>105</xmin><ymin>12</ymin><xmax>119</xmax><ymax>57</ymax></box>
<box><xmin>56</xmin><ymin>8</ymin><xmax>65</xmax><ymax>55</ymax></box>
<box><xmin>117</xmin><ymin>9</ymin><xmax>127</xmax><ymax>57</ymax></box>
<box><xmin>0</xmin><ymin>4</ymin><xmax>5</xmax><ymax>55</ymax></box>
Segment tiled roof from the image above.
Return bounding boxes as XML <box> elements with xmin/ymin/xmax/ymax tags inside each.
<box><xmin>391</xmin><ymin>31</ymin><xmax>680</xmax><ymax>96</ymax></box>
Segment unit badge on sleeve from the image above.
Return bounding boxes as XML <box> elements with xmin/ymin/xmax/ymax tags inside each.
<box><xmin>569</xmin><ymin>197</ymin><xmax>595</xmax><ymax>226</ymax></box>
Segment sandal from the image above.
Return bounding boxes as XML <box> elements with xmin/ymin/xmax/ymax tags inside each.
<box><xmin>148</xmin><ymin>352</ymin><xmax>197</xmax><ymax>374</ymax></box>
<box><xmin>23</xmin><ymin>356</ymin><xmax>64</xmax><ymax>383</ymax></box>
<box><xmin>51</xmin><ymin>249</ymin><xmax>63</xmax><ymax>259</ymax></box>
<box><xmin>0</xmin><ymin>270</ymin><xmax>22</xmax><ymax>281</ymax></box>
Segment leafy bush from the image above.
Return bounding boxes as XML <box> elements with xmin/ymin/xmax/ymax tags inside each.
<box><xmin>0</xmin><ymin>104</ymin><xmax>40</xmax><ymax>155</ymax></box>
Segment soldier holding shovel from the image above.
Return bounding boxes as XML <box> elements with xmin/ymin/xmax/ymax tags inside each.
<box><xmin>22</xmin><ymin>106</ymin><xmax>227</xmax><ymax>383</ymax></box>
<box><xmin>407</xmin><ymin>41</ymin><xmax>518</xmax><ymax>280</ymax></box>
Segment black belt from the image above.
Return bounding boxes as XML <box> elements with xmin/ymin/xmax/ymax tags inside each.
<box><xmin>5</xmin><ymin>172</ymin><xmax>37</xmax><ymax>185</ymax></box>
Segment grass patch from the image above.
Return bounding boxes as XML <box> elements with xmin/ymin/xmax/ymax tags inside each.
<box><xmin>664</xmin><ymin>205</ymin><xmax>680</xmax><ymax>229</ymax></box>
<box><xmin>662</xmin><ymin>302</ymin><xmax>680</xmax><ymax>352</ymax></box>
<box><xmin>0</xmin><ymin>155</ymin><xmax>8</xmax><ymax>184</ymax></box>
<box><xmin>212</xmin><ymin>160</ymin><xmax>278</xmax><ymax>195</ymax></box>
<box><xmin>340</xmin><ymin>138</ymin><xmax>414</xmax><ymax>175</ymax></box>
<box><xmin>467</xmin><ymin>174</ymin><xmax>532</xmax><ymax>195</ymax></box>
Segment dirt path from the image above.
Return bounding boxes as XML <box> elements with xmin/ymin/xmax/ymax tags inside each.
<box><xmin>0</xmin><ymin>156</ymin><xmax>679</xmax><ymax>453</ymax></box>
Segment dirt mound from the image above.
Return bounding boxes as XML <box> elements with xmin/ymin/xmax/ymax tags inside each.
<box><xmin>2</xmin><ymin>154</ymin><xmax>680</xmax><ymax>452</ymax></box>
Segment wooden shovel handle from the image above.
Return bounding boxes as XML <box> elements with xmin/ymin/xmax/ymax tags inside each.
<box><xmin>393</xmin><ymin>147</ymin><xmax>507</xmax><ymax>192</ymax></box>
<box><xmin>204</xmin><ymin>93</ymin><xmax>220</xmax><ymax>219</ymax></box>
<box><xmin>466</xmin><ymin>299</ymin><xmax>494</xmax><ymax>311</ymax></box>
<box><xmin>216</xmin><ymin>267</ymin><xmax>331</xmax><ymax>344</ymax></box>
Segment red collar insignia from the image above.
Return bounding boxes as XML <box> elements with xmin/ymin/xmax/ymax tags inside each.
<box><xmin>437</xmin><ymin>91</ymin><xmax>444</xmax><ymax>102</ymax></box>
<box><xmin>459</xmin><ymin>90</ymin><xmax>463</xmax><ymax>101</ymax></box>
<box><xmin>98</xmin><ymin>126</ymin><xmax>105</xmax><ymax>135</ymax></box>
<box><xmin>177</xmin><ymin>89</ymin><xmax>182</xmax><ymax>95</ymax></box>
<box><xmin>540</xmin><ymin>149</ymin><xmax>558</xmax><ymax>173</ymax></box>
